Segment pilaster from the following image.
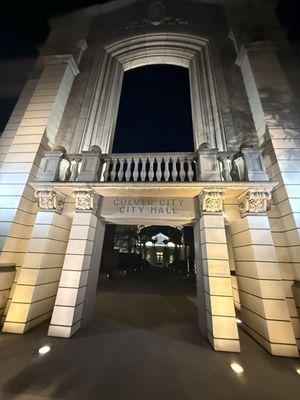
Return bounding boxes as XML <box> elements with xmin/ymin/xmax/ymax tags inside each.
<box><xmin>2</xmin><ymin>189</ymin><xmax>71</xmax><ymax>334</ymax></box>
<box><xmin>0</xmin><ymin>55</ymin><xmax>79</xmax><ymax>309</ymax></box>
<box><xmin>236</xmin><ymin>42</ymin><xmax>300</xmax><ymax>348</ymax></box>
<box><xmin>195</xmin><ymin>190</ymin><xmax>240</xmax><ymax>352</ymax></box>
<box><xmin>231</xmin><ymin>189</ymin><xmax>298</xmax><ymax>357</ymax></box>
<box><xmin>48</xmin><ymin>189</ymin><xmax>105</xmax><ymax>338</ymax></box>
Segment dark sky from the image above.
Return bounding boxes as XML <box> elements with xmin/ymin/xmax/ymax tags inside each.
<box><xmin>0</xmin><ymin>0</ymin><xmax>299</xmax><ymax>149</ymax></box>
<box><xmin>113</xmin><ymin>65</ymin><xmax>194</xmax><ymax>153</ymax></box>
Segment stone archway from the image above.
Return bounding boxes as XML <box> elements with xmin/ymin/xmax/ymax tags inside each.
<box><xmin>77</xmin><ymin>33</ymin><xmax>227</xmax><ymax>154</ymax></box>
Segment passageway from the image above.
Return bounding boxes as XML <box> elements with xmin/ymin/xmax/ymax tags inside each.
<box><xmin>96</xmin><ymin>268</ymin><xmax>198</xmax><ymax>337</ymax></box>
<box><xmin>0</xmin><ymin>268</ymin><xmax>299</xmax><ymax>400</ymax></box>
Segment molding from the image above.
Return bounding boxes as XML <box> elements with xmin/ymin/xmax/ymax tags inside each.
<box><xmin>237</xmin><ymin>189</ymin><xmax>271</xmax><ymax>217</ymax></box>
<box><xmin>199</xmin><ymin>190</ymin><xmax>224</xmax><ymax>214</ymax></box>
<box><xmin>35</xmin><ymin>189</ymin><xmax>65</xmax><ymax>214</ymax></box>
<box><xmin>73</xmin><ymin>189</ymin><xmax>99</xmax><ymax>212</ymax></box>
<box><xmin>83</xmin><ymin>33</ymin><xmax>224</xmax><ymax>152</ymax></box>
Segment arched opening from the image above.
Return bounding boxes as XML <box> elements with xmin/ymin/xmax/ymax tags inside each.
<box><xmin>112</xmin><ymin>65</ymin><xmax>194</xmax><ymax>153</ymax></box>
<box><xmin>79</xmin><ymin>33</ymin><xmax>227</xmax><ymax>153</ymax></box>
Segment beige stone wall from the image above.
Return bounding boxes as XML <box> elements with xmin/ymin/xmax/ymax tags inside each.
<box><xmin>2</xmin><ymin>211</ymin><xmax>71</xmax><ymax>333</ymax></box>
<box><xmin>236</xmin><ymin>44</ymin><xmax>300</xmax><ymax>348</ymax></box>
<box><xmin>49</xmin><ymin>210</ymin><xmax>105</xmax><ymax>338</ymax></box>
<box><xmin>0</xmin><ymin>56</ymin><xmax>78</xmax><ymax>326</ymax></box>
<box><xmin>0</xmin><ymin>266</ymin><xmax>15</xmax><ymax>323</ymax></box>
<box><xmin>230</xmin><ymin>214</ymin><xmax>298</xmax><ymax>356</ymax></box>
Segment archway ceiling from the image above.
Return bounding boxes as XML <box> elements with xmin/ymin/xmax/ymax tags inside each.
<box><xmin>106</xmin><ymin>33</ymin><xmax>209</xmax><ymax>70</ymax></box>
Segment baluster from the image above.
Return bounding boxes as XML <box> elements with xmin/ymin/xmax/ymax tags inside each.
<box><xmin>140</xmin><ymin>157</ymin><xmax>147</xmax><ymax>181</ymax></box>
<box><xmin>99</xmin><ymin>160</ymin><xmax>106</xmax><ymax>182</ymax></box>
<box><xmin>133</xmin><ymin>157</ymin><xmax>139</xmax><ymax>181</ymax></box>
<box><xmin>103</xmin><ymin>159</ymin><xmax>111</xmax><ymax>181</ymax></box>
<box><xmin>186</xmin><ymin>158</ymin><xmax>194</xmax><ymax>181</ymax></box>
<box><xmin>117</xmin><ymin>158</ymin><xmax>125</xmax><ymax>181</ymax></box>
<box><xmin>125</xmin><ymin>158</ymin><xmax>132</xmax><ymax>181</ymax></box>
<box><xmin>170</xmin><ymin>157</ymin><xmax>177</xmax><ymax>181</ymax></box>
<box><xmin>110</xmin><ymin>159</ymin><xmax>117</xmax><ymax>181</ymax></box>
<box><xmin>226</xmin><ymin>157</ymin><xmax>233</xmax><ymax>181</ymax></box>
<box><xmin>69</xmin><ymin>158</ymin><xmax>79</xmax><ymax>181</ymax></box>
<box><xmin>219</xmin><ymin>156</ymin><xmax>232</xmax><ymax>181</ymax></box>
<box><xmin>178</xmin><ymin>157</ymin><xmax>186</xmax><ymax>181</ymax></box>
<box><xmin>148</xmin><ymin>157</ymin><xmax>155</xmax><ymax>181</ymax></box>
<box><xmin>156</xmin><ymin>157</ymin><xmax>162</xmax><ymax>181</ymax></box>
<box><xmin>164</xmin><ymin>157</ymin><xmax>170</xmax><ymax>181</ymax></box>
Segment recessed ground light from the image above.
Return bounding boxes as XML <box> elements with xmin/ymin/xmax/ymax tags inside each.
<box><xmin>38</xmin><ymin>345</ymin><xmax>51</xmax><ymax>355</ymax></box>
<box><xmin>231</xmin><ymin>363</ymin><xmax>244</xmax><ymax>374</ymax></box>
<box><xmin>296</xmin><ymin>368</ymin><xmax>300</xmax><ymax>375</ymax></box>
<box><xmin>236</xmin><ymin>318</ymin><xmax>242</xmax><ymax>324</ymax></box>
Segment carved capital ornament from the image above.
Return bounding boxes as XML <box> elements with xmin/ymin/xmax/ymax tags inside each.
<box><xmin>35</xmin><ymin>189</ymin><xmax>65</xmax><ymax>214</ymax></box>
<box><xmin>200</xmin><ymin>190</ymin><xmax>224</xmax><ymax>213</ymax></box>
<box><xmin>238</xmin><ymin>190</ymin><xmax>271</xmax><ymax>217</ymax></box>
<box><xmin>73</xmin><ymin>190</ymin><xmax>99</xmax><ymax>212</ymax></box>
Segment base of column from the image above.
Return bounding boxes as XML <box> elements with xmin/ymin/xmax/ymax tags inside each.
<box><xmin>243</xmin><ymin>323</ymin><xmax>299</xmax><ymax>358</ymax></box>
<box><xmin>208</xmin><ymin>332</ymin><xmax>241</xmax><ymax>353</ymax></box>
<box><xmin>2</xmin><ymin>311</ymin><xmax>52</xmax><ymax>334</ymax></box>
<box><xmin>48</xmin><ymin>321</ymin><xmax>81</xmax><ymax>338</ymax></box>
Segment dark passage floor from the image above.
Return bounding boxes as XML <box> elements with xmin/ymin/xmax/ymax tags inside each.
<box><xmin>0</xmin><ymin>269</ymin><xmax>299</xmax><ymax>400</ymax></box>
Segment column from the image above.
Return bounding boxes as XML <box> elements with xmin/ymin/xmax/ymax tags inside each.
<box><xmin>48</xmin><ymin>189</ymin><xmax>105</xmax><ymax>338</ymax></box>
<box><xmin>0</xmin><ymin>55</ymin><xmax>79</xmax><ymax>318</ymax></box>
<box><xmin>2</xmin><ymin>189</ymin><xmax>71</xmax><ymax>333</ymax></box>
<box><xmin>230</xmin><ymin>189</ymin><xmax>298</xmax><ymax>357</ymax></box>
<box><xmin>236</xmin><ymin>43</ymin><xmax>300</xmax><ymax>346</ymax></box>
<box><xmin>0</xmin><ymin>264</ymin><xmax>15</xmax><ymax>323</ymax></box>
<box><xmin>195</xmin><ymin>190</ymin><xmax>240</xmax><ymax>352</ymax></box>
<box><xmin>0</xmin><ymin>79</ymin><xmax>37</xmax><ymax>171</ymax></box>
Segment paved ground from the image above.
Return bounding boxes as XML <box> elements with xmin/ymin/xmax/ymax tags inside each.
<box><xmin>0</xmin><ymin>268</ymin><xmax>299</xmax><ymax>400</ymax></box>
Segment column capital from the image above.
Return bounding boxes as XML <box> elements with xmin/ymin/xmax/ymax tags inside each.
<box><xmin>73</xmin><ymin>189</ymin><xmax>99</xmax><ymax>213</ymax></box>
<box><xmin>199</xmin><ymin>190</ymin><xmax>224</xmax><ymax>214</ymax></box>
<box><xmin>237</xmin><ymin>189</ymin><xmax>271</xmax><ymax>217</ymax></box>
<box><xmin>235</xmin><ymin>41</ymin><xmax>276</xmax><ymax>67</ymax></box>
<box><xmin>41</xmin><ymin>54</ymin><xmax>79</xmax><ymax>76</ymax></box>
<box><xmin>35</xmin><ymin>189</ymin><xmax>65</xmax><ymax>214</ymax></box>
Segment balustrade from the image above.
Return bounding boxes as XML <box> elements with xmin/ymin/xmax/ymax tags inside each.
<box><xmin>102</xmin><ymin>153</ymin><xmax>197</xmax><ymax>182</ymax></box>
<box><xmin>37</xmin><ymin>145</ymin><xmax>268</xmax><ymax>184</ymax></box>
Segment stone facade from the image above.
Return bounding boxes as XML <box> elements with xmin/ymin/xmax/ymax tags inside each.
<box><xmin>0</xmin><ymin>0</ymin><xmax>299</xmax><ymax>357</ymax></box>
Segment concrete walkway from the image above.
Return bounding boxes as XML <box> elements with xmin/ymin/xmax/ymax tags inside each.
<box><xmin>0</xmin><ymin>269</ymin><xmax>299</xmax><ymax>399</ymax></box>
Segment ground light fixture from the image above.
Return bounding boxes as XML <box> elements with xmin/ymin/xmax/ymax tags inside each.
<box><xmin>236</xmin><ymin>318</ymin><xmax>242</xmax><ymax>324</ymax></box>
<box><xmin>38</xmin><ymin>345</ymin><xmax>51</xmax><ymax>355</ymax></box>
<box><xmin>230</xmin><ymin>363</ymin><xmax>244</xmax><ymax>374</ymax></box>
<box><xmin>296</xmin><ymin>367</ymin><xmax>300</xmax><ymax>375</ymax></box>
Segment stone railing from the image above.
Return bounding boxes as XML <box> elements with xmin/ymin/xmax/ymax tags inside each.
<box><xmin>37</xmin><ymin>143</ymin><xmax>269</xmax><ymax>183</ymax></box>
<box><xmin>102</xmin><ymin>152</ymin><xmax>197</xmax><ymax>182</ymax></box>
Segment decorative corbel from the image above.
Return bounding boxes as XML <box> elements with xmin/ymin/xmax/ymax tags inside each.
<box><xmin>238</xmin><ymin>189</ymin><xmax>271</xmax><ymax>217</ymax></box>
<box><xmin>199</xmin><ymin>190</ymin><xmax>224</xmax><ymax>214</ymax></box>
<box><xmin>73</xmin><ymin>189</ymin><xmax>99</xmax><ymax>213</ymax></box>
<box><xmin>35</xmin><ymin>189</ymin><xmax>65</xmax><ymax>214</ymax></box>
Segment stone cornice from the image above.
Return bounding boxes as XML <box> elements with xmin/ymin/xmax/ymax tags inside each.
<box><xmin>235</xmin><ymin>41</ymin><xmax>276</xmax><ymax>67</ymax></box>
<box><xmin>31</xmin><ymin>181</ymin><xmax>277</xmax><ymax>200</ymax></box>
<box><xmin>41</xmin><ymin>54</ymin><xmax>79</xmax><ymax>76</ymax></box>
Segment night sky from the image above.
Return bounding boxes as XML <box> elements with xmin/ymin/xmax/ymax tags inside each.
<box><xmin>113</xmin><ymin>65</ymin><xmax>194</xmax><ymax>153</ymax></box>
<box><xmin>0</xmin><ymin>0</ymin><xmax>299</xmax><ymax>150</ymax></box>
